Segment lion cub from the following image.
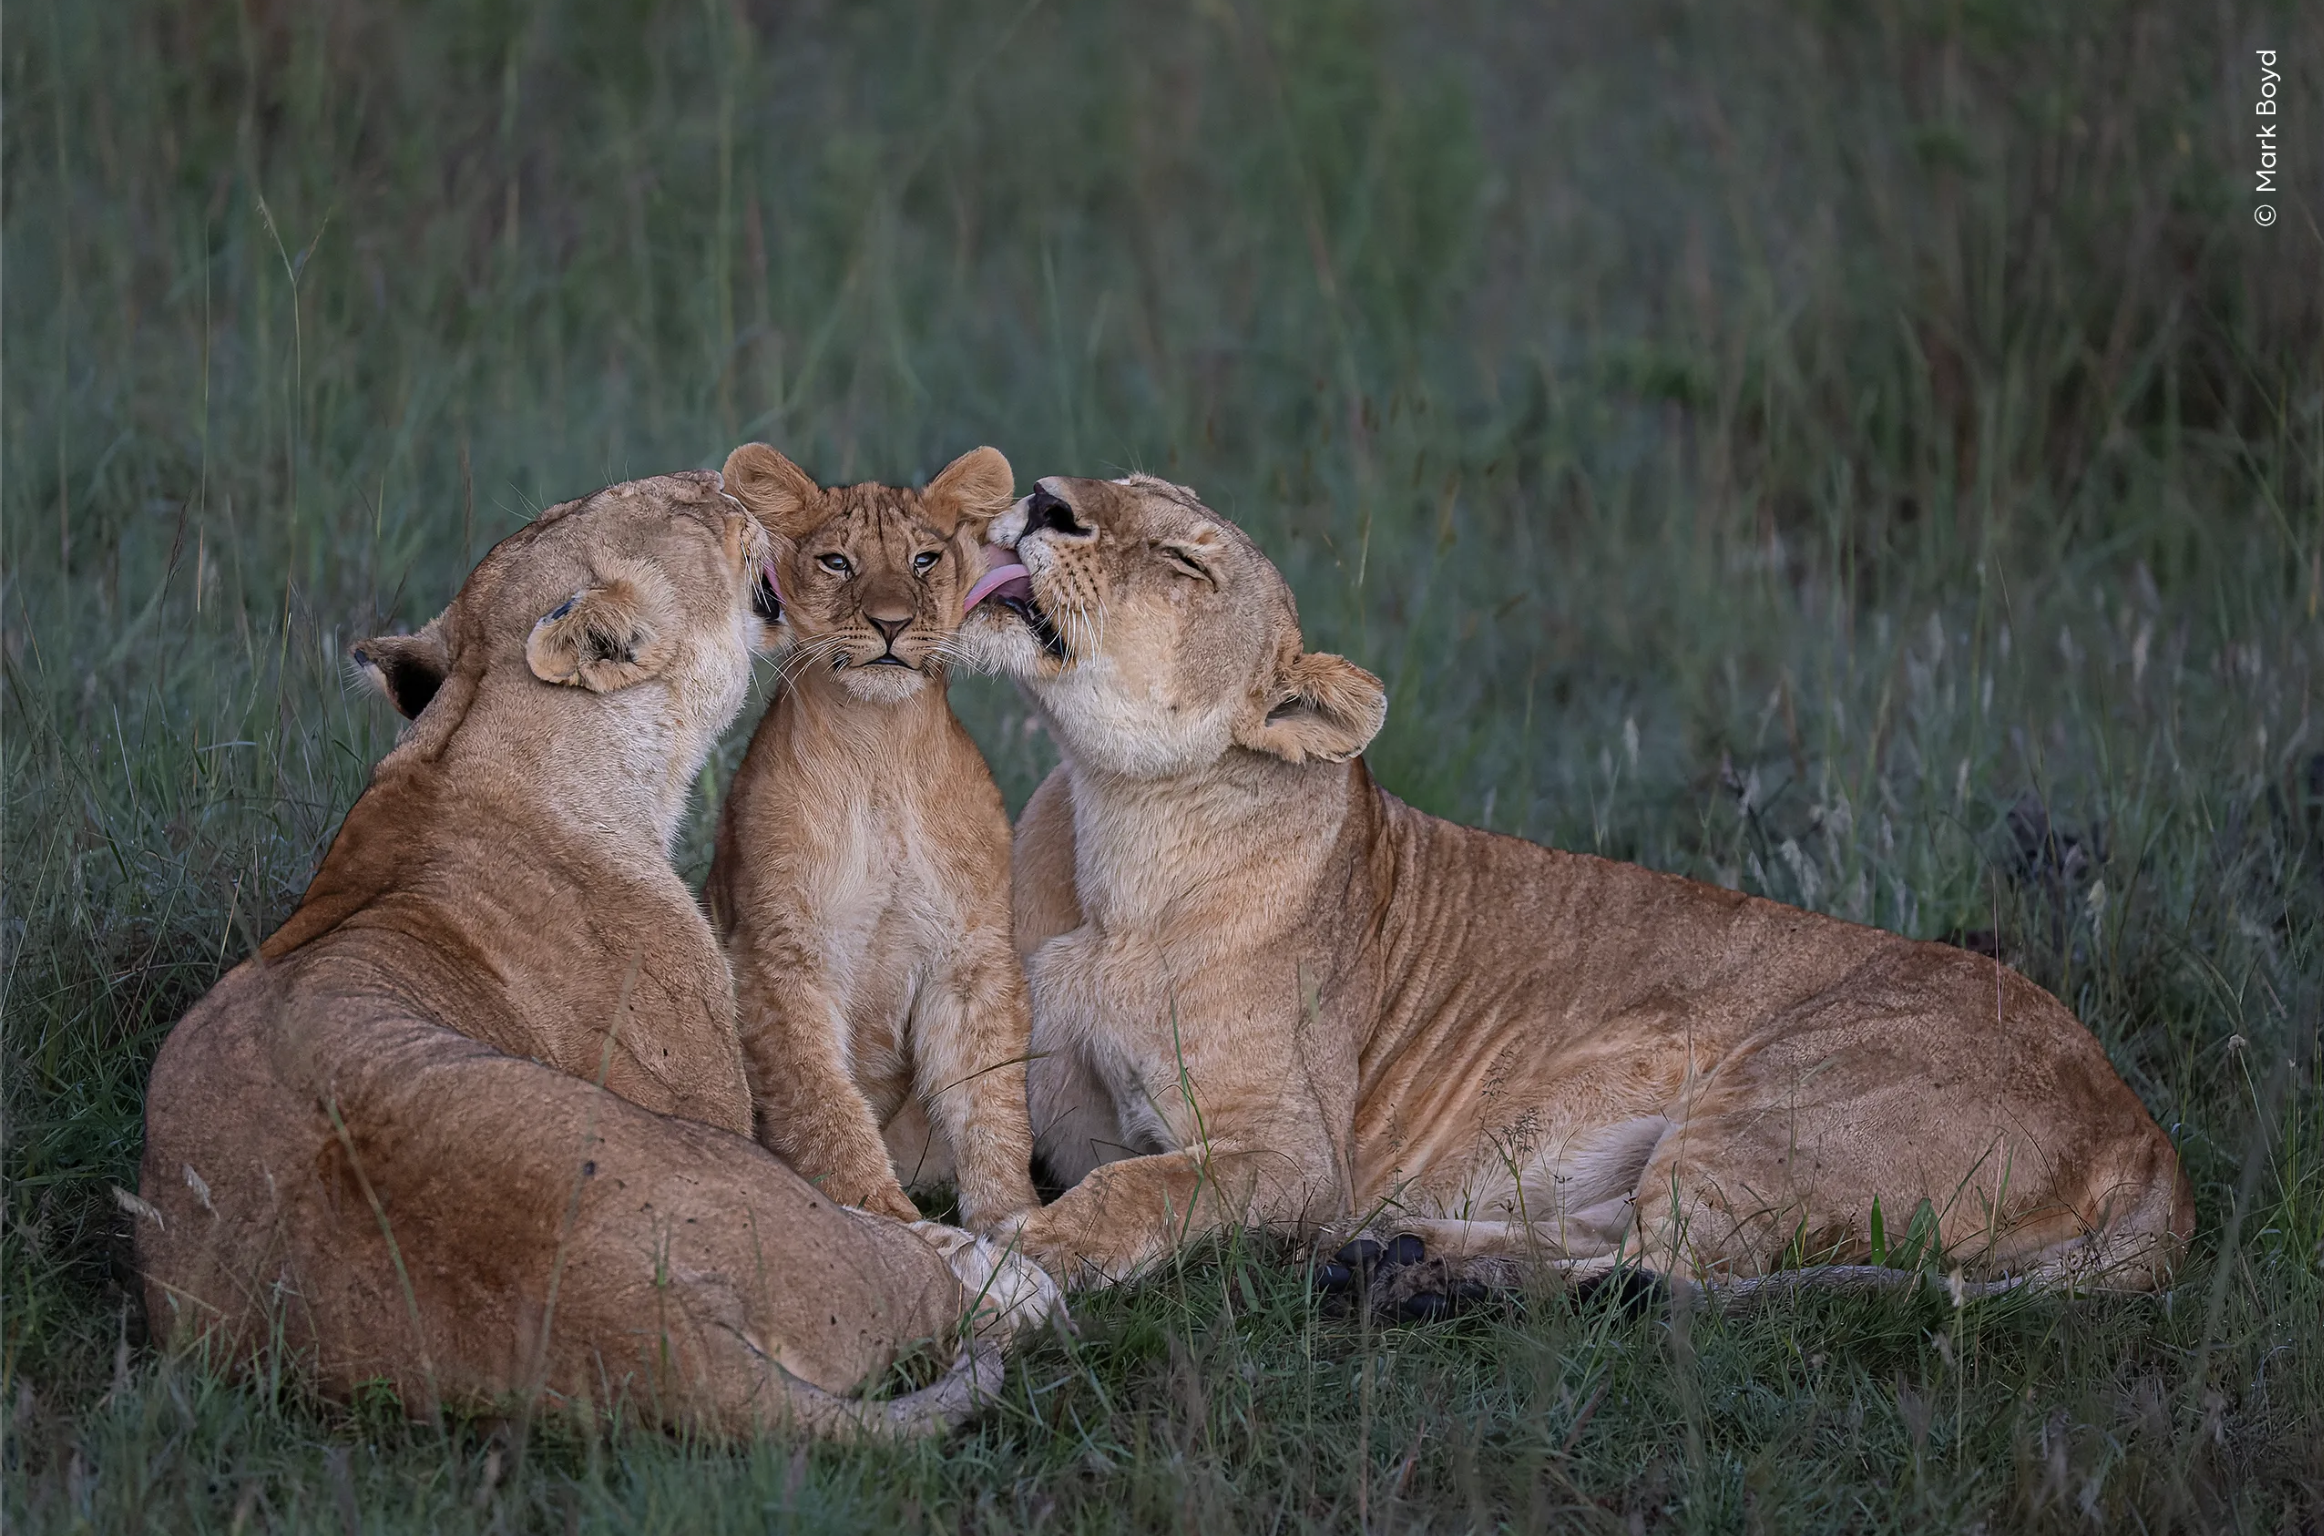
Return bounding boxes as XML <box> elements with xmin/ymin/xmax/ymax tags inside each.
<box><xmin>706</xmin><ymin>442</ymin><xmax>1039</xmax><ymax>1232</ymax></box>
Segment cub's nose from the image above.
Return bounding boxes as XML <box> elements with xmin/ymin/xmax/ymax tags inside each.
<box><xmin>867</xmin><ymin>601</ymin><xmax>914</xmax><ymax>645</ymax></box>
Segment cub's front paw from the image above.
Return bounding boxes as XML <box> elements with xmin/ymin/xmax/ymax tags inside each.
<box><xmin>852</xmin><ymin>1181</ymin><xmax>924</xmax><ymax>1224</ymax></box>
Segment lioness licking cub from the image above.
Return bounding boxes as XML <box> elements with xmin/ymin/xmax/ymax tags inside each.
<box><xmin>966</xmin><ymin>474</ymin><xmax>2192</xmax><ymax>1298</ymax></box>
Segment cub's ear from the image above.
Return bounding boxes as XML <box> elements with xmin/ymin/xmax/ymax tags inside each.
<box><xmin>1235</xmin><ymin>650</ymin><xmax>1387</xmax><ymax>765</ymax></box>
<box><xmin>350</xmin><ymin>625</ymin><xmax>450</xmax><ymax>720</ymax></box>
<box><xmin>923</xmin><ymin>446</ymin><xmax>1016</xmax><ymax>536</ymax></box>
<box><xmin>720</xmin><ymin>443</ymin><xmax>823</xmax><ymax>540</ymax></box>
<box><xmin>525</xmin><ymin>566</ymin><xmax>677</xmax><ymax>693</ymax></box>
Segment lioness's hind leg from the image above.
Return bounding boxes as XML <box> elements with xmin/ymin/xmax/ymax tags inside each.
<box><xmin>1621</xmin><ymin>998</ymin><xmax>2189</xmax><ymax>1289</ymax></box>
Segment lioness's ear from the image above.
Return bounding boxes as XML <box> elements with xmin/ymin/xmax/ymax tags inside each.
<box><xmin>720</xmin><ymin>443</ymin><xmax>823</xmax><ymax>540</ymax></box>
<box><xmin>525</xmin><ymin>567</ymin><xmax>677</xmax><ymax>693</ymax></box>
<box><xmin>1157</xmin><ymin>524</ymin><xmax>1228</xmax><ymax>588</ymax></box>
<box><xmin>351</xmin><ymin>626</ymin><xmax>450</xmax><ymax>720</ymax></box>
<box><xmin>924</xmin><ymin>446</ymin><xmax>1015</xmax><ymax>536</ymax></box>
<box><xmin>1236</xmin><ymin>650</ymin><xmax>1387</xmax><ymax>764</ymax></box>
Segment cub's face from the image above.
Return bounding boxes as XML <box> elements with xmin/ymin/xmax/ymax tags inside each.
<box><xmin>352</xmin><ymin>470</ymin><xmax>783</xmax><ymax>743</ymax></box>
<box><xmin>722</xmin><ymin>444</ymin><xmax>1017</xmax><ymax>704</ymax></box>
<box><xmin>963</xmin><ymin>474</ymin><xmax>1386</xmax><ymax>778</ymax></box>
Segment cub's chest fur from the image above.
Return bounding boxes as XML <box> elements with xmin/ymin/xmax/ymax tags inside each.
<box><xmin>805</xmin><ymin>781</ymin><xmax>969</xmax><ymax>1062</ymax></box>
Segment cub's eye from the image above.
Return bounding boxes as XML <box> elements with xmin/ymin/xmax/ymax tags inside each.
<box><xmin>912</xmin><ymin>550</ymin><xmax>941</xmax><ymax>574</ymax></box>
<box><xmin>817</xmin><ymin>553</ymin><xmax>852</xmax><ymax>576</ymax></box>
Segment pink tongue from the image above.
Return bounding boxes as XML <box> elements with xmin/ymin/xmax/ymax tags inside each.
<box><xmin>963</xmin><ymin>561</ymin><xmax>1032</xmax><ymax>614</ymax></box>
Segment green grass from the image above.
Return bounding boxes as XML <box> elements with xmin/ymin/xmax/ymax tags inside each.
<box><xmin>5</xmin><ymin>0</ymin><xmax>2321</xmax><ymax>1528</ymax></box>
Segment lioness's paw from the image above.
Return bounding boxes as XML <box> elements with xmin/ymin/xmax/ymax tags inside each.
<box><xmin>1315</xmin><ymin>1232</ymin><xmax>1424</xmax><ymax>1292</ymax></box>
<box><xmin>908</xmin><ymin>1220</ymin><xmax>1069</xmax><ymax>1343</ymax></box>
<box><xmin>1313</xmin><ymin>1233</ymin><xmax>1502</xmax><ymax>1324</ymax></box>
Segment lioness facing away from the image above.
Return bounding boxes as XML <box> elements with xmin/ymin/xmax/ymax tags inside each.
<box><xmin>964</xmin><ymin>474</ymin><xmax>2192</xmax><ymax>1296</ymax></box>
<box><xmin>707</xmin><ymin>444</ymin><xmax>1039</xmax><ymax>1234</ymax></box>
<box><xmin>138</xmin><ymin>472</ymin><xmax>1054</xmax><ymax>1439</ymax></box>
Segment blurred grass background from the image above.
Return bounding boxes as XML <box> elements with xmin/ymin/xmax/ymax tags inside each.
<box><xmin>5</xmin><ymin>0</ymin><xmax>2321</xmax><ymax>1529</ymax></box>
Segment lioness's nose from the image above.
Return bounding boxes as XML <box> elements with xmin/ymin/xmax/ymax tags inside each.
<box><xmin>866</xmin><ymin>598</ymin><xmax>913</xmax><ymax>644</ymax></box>
<box><xmin>1027</xmin><ymin>485</ymin><xmax>1093</xmax><ymax>538</ymax></box>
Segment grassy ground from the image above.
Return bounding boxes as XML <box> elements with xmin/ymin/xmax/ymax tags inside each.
<box><xmin>5</xmin><ymin>0</ymin><xmax>2321</xmax><ymax>1528</ymax></box>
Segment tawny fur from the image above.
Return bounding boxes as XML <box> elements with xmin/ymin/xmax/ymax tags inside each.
<box><xmin>964</xmin><ymin>474</ymin><xmax>2194</xmax><ymax>1293</ymax></box>
<box><xmin>137</xmin><ymin>472</ymin><xmax>1057</xmax><ymax>1439</ymax></box>
<box><xmin>706</xmin><ymin>445</ymin><xmax>1040</xmax><ymax>1234</ymax></box>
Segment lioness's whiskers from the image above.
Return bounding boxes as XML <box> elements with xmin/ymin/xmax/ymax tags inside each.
<box><xmin>1067</xmin><ymin>600</ymin><xmax>1098</xmax><ymax>669</ymax></box>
